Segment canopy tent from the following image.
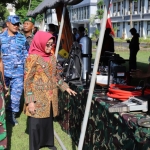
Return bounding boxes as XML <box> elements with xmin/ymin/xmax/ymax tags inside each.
<box><xmin>27</xmin><ymin>0</ymin><xmax>83</xmax><ymax>58</ymax></box>
<box><xmin>27</xmin><ymin>0</ymin><xmax>83</xmax><ymax>17</ymax></box>
<box><xmin>27</xmin><ymin>0</ymin><xmax>113</xmax><ymax>149</ymax></box>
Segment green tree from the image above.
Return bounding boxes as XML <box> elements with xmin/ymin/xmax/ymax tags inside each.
<box><xmin>90</xmin><ymin>0</ymin><xmax>104</xmax><ymax>26</ymax></box>
<box><xmin>96</xmin><ymin>0</ymin><xmax>104</xmax><ymax>20</ymax></box>
<box><xmin>15</xmin><ymin>0</ymin><xmax>43</xmax><ymax>23</ymax></box>
<box><xmin>0</xmin><ymin>0</ymin><xmax>28</xmax><ymax>7</ymax></box>
<box><xmin>0</xmin><ymin>4</ymin><xmax>9</xmax><ymax>20</ymax></box>
<box><xmin>94</xmin><ymin>28</ymin><xmax>100</xmax><ymax>38</ymax></box>
<box><xmin>0</xmin><ymin>0</ymin><xmax>29</xmax><ymax>21</ymax></box>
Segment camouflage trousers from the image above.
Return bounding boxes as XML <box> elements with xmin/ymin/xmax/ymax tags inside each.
<box><xmin>5</xmin><ymin>76</ymin><xmax>23</xmax><ymax>112</ymax></box>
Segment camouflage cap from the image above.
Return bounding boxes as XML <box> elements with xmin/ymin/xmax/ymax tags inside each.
<box><xmin>7</xmin><ymin>15</ymin><xmax>21</xmax><ymax>24</ymax></box>
<box><xmin>23</xmin><ymin>17</ymin><xmax>35</xmax><ymax>24</ymax></box>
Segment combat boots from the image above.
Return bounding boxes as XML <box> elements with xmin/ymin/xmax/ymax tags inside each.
<box><xmin>8</xmin><ymin>112</ymin><xmax>18</xmax><ymax>126</ymax></box>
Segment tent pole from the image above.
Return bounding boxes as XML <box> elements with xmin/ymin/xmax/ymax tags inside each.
<box><xmin>54</xmin><ymin>130</ymin><xmax>67</xmax><ymax>150</ymax></box>
<box><xmin>78</xmin><ymin>1</ymin><xmax>110</xmax><ymax>150</ymax></box>
<box><xmin>55</xmin><ymin>6</ymin><xmax>66</xmax><ymax>58</ymax></box>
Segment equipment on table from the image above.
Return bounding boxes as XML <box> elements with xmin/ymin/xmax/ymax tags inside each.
<box><xmin>96</xmin><ymin>75</ymin><xmax>113</xmax><ymax>87</ymax></box>
<box><xmin>96</xmin><ymin>52</ymin><xmax>129</xmax><ymax>89</ymax></box>
<box><xmin>108</xmin><ymin>96</ymin><xmax>149</xmax><ymax>113</ymax></box>
<box><xmin>62</xmin><ymin>42</ymin><xmax>82</xmax><ymax>82</ymax></box>
<box><xmin>138</xmin><ymin>117</ymin><xmax>150</xmax><ymax>127</ymax></box>
<box><xmin>79</xmin><ymin>36</ymin><xmax>92</xmax><ymax>80</ymax></box>
<box><xmin>107</xmin><ymin>52</ymin><xmax>128</xmax><ymax>86</ymax></box>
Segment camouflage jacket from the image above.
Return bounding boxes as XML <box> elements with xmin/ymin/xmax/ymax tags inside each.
<box><xmin>26</xmin><ymin>34</ymin><xmax>34</xmax><ymax>50</ymax></box>
<box><xmin>0</xmin><ymin>30</ymin><xmax>28</xmax><ymax>77</ymax></box>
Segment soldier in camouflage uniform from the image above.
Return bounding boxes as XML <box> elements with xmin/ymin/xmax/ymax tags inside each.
<box><xmin>0</xmin><ymin>47</ymin><xmax>8</xmax><ymax>149</ymax></box>
<box><xmin>0</xmin><ymin>15</ymin><xmax>28</xmax><ymax>126</ymax></box>
<box><xmin>23</xmin><ymin>16</ymin><xmax>35</xmax><ymax>48</ymax></box>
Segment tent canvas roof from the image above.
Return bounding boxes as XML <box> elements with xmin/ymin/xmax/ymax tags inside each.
<box><xmin>27</xmin><ymin>0</ymin><xmax>83</xmax><ymax>17</ymax></box>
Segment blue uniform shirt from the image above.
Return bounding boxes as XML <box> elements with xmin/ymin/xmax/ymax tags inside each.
<box><xmin>0</xmin><ymin>30</ymin><xmax>28</xmax><ymax>77</ymax></box>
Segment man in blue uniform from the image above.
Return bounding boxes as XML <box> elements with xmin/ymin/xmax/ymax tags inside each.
<box><xmin>0</xmin><ymin>15</ymin><xmax>28</xmax><ymax>125</ymax></box>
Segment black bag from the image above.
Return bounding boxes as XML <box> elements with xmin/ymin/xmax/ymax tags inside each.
<box><xmin>62</xmin><ymin>42</ymin><xmax>82</xmax><ymax>82</ymax></box>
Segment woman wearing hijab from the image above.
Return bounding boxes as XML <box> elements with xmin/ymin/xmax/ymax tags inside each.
<box><xmin>24</xmin><ymin>31</ymin><xmax>76</xmax><ymax>150</ymax></box>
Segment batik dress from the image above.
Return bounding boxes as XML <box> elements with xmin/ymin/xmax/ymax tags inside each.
<box><xmin>24</xmin><ymin>54</ymin><xmax>69</xmax><ymax>150</ymax></box>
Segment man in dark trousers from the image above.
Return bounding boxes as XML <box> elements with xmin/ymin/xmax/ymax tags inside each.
<box><xmin>127</xmin><ymin>28</ymin><xmax>140</xmax><ymax>71</ymax></box>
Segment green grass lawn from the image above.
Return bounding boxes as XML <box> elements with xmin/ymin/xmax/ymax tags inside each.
<box><xmin>6</xmin><ymin>96</ymin><xmax>77</xmax><ymax>150</ymax></box>
<box><xmin>6</xmin><ymin>112</ymin><xmax>77</xmax><ymax>150</ymax></box>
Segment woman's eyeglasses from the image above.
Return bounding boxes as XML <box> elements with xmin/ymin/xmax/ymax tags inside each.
<box><xmin>46</xmin><ymin>43</ymin><xmax>55</xmax><ymax>48</ymax></box>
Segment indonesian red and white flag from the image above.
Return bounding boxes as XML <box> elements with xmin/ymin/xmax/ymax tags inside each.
<box><xmin>106</xmin><ymin>0</ymin><xmax>115</xmax><ymax>36</ymax></box>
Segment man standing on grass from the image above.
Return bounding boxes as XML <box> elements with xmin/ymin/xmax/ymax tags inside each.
<box><xmin>0</xmin><ymin>15</ymin><xmax>28</xmax><ymax>126</ymax></box>
<box><xmin>127</xmin><ymin>28</ymin><xmax>140</xmax><ymax>71</ymax></box>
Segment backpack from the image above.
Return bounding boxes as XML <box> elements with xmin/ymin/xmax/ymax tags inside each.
<box><xmin>62</xmin><ymin>42</ymin><xmax>82</xmax><ymax>82</ymax></box>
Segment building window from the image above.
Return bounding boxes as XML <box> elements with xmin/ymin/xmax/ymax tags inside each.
<box><xmin>122</xmin><ymin>1</ymin><xmax>124</xmax><ymax>15</ymax></box>
<box><xmin>83</xmin><ymin>7</ymin><xmax>86</xmax><ymax>19</ymax></box>
<box><xmin>134</xmin><ymin>1</ymin><xmax>138</xmax><ymax>12</ymax></box>
<box><xmin>148</xmin><ymin>0</ymin><xmax>150</xmax><ymax>11</ymax></box>
<box><xmin>118</xmin><ymin>2</ymin><xmax>120</xmax><ymax>12</ymax></box>
<box><xmin>72</xmin><ymin>6</ymin><xmax>89</xmax><ymax>20</ymax></box>
<box><xmin>147</xmin><ymin>21</ymin><xmax>150</xmax><ymax>36</ymax></box>
<box><xmin>117</xmin><ymin>23</ymin><xmax>120</xmax><ymax>37</ymax></box>
<box><xmin>87</xmin><ymin>6</ymin><xmax>89</xmax><ymax>19</ymax></box>
<box><xmin>79</xmin><ymin>8</ymin><xmax>81</xmax><ymax>20</ymax></box>
<box><xmin>134</xmin><ymin>22</ymin><xmax>137</xmax><ymax>30</ymax></box>
<box><xmin>113</xmin><ymin>23</ymin><xmax>116</xmax><ymax>28</ymax></box>
<box><xmin>113</xmin><ymin>3</ymin><xmax>116</xmax><ymax>13</ymax></box>
<box><xmin>76</xmin><ymin>8</ymin><xmax>78</xmax><ymax>20</ymax></box>
<box><xmin>72</xmin><ymin>9</ymin><xmax>74</xmax><ymax>20</ymax></box>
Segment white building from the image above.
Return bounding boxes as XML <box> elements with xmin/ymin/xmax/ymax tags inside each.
<box><xmin>7</xmin><ymin>4</ymin><xmax>16</xmax><ymax>15</ymax></box>
<box><xmin>68</xmin><ymin>0</ymin><xmax>98</xmax><ymax>37</ymax></box>
<box><xmin>107</xmin><ymin>0</ymin><xmax>150</xmax><ymax>39</ymax></box>
<box><xmin>44</xmin><ymin>0</ymin><xmax>98</xmax><ymax>37</ymax></box>
<box><xmin>44</xmin><ymin>0</ymin><xmax>150</xmax><ymax>38</ymax></box>
<box><xmin>44</xmin><ymin>9</ymin><xmax>58</xmax><ymax>31</ymax></box>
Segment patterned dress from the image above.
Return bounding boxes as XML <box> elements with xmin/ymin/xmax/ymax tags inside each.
<box><xmin>24</xmin><ymin>54</ymin><xmax>69</xmax><ymax>150</ymax></box>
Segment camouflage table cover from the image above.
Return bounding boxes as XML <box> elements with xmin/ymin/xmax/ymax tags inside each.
<box><xmin>58</xmin><ymin>81</ymin><xmax>150</xmax><ymax>150</ymax></box>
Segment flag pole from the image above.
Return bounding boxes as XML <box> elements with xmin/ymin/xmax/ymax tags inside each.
<box><xmin>55</xmin><ymin>6</ymin><xmax>66</xmax><ymax>58</ymax></box>
<box><xmin>77</xmin><ymin>0</ymin><xmax>110</xmax><ymax>149</ymax></box>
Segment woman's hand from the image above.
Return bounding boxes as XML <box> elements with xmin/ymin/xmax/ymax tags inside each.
<box><xmin>28</xmin><ymin>102</ymin><xmax>36</xmax><ymax>115</ymax></box>
<box><xmin>4</xmin><ymin>85</ymin><xmax>9</xmax><ymax>97</ymax></box>
<box><xmin>66</xmin><ymin>88</ymin><xmax>77</xmax><ymax>96</ymax></box>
